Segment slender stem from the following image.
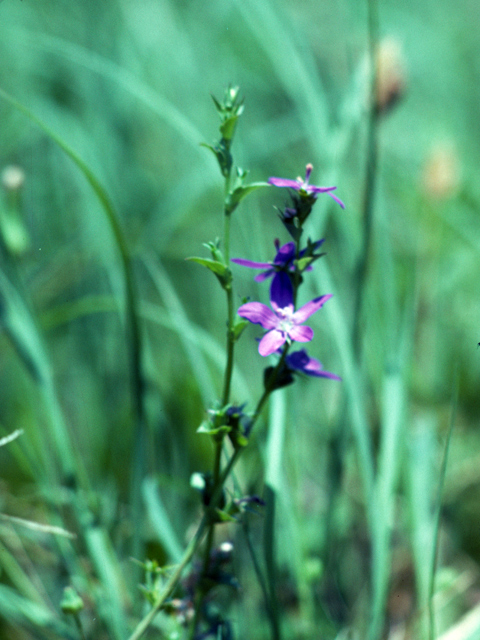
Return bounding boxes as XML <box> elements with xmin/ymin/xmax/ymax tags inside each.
<box><xmin>264</xmin><ymin>485</ymin><xmax>281</xmax><ymax>640</ymax></box>
<box><xmin>243</xmin><ymin>518</ymin><xmax>275</xmax><ymax>623</ymax></box>
<box><xmin>223</xmin><ymin>206</ymin><xmax>231</xmax><ymax>264</ymax></box>
<box><xmin>222</xmin><ymin>172</ymin><xmax>235</xmax><ymax>405</ymax></box>
<box><xmin>190</xmin><ymin>171</ymin><xmax>236</xmax><ymax>637</ymax></box>
<box><xmin>73</xmin><ymin>614</ymin><xmax>87</xmax><ymax>640</ymax></box>
<box><xmin>360</xmin><ymin>2</ymin><xmax>383</xmax><ymax>640</ymax></box>
<box><xmin>127</xmin><ymin>519</ymin><xmax>207</xmax><ymax>640</ymax></box>
<box><xmin>427</xmin><ymin>384</ymin><xmax>457</xmax><ymax>640</ymax></box>
<box><xmin>188</xmin><ymin>439</ymin><xmax>222</xmax><ymax>639</ymax></box>
<box><xmin>293</xmin><ymin>239</ymin><xmax>301</xmax><ymax>308</ymax></box>
<box><xmin>185</xmin><ymin>294</ymin><xmax>291</xmax><ymax>639</ymax></box>
<box><xmin>252</xmin><ymin>347</ymin><xmax>289</xmax><ymax>422</ymax></box>
<box><xmin>222</xmin><ymin>280</ymin><xmax>235</xmax><ymax>404</ymax></box>
<box><xmin>352</xmin><ymin>0</ymin><xmax>379</xmax><ymax>360</ymax></box>
<box><xmin>202</xmin><ymin>441</ymin><xmax>223</xmax><ymax>573</ymax></box>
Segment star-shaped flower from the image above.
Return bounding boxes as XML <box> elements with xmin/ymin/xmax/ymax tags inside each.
<box><xmin>231</xmin><ymin>239</ymin><xmax>324</xmax><ymax>282</ymax></box>
<box><xmin>237</xmin><ymin>272</ymin><xmax>331</xmax><ymax>356</ymax></box>
<box><xmin>268</xmin><ymin>163</ymin><xmax>345</xmax><ymax>209</ymax></box>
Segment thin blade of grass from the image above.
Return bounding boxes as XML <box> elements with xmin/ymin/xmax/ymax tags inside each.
<box><xmin>0</xmin><ymin>428</ymin><xmax>23</xmax><ymax>447</ymax></box>
<box><xmin>83</xmin><ymin>525</ymin><xmax>129</xmax><ymax>640</ymax></box>
<box><xmin>0</xmin><ymin>267</ymin><xmax>75</xmax><ymax>482</ymax></box>
<box><xmin>0</xmin><ymin>583</ymin><xmax>75</xmax><ymax>639</ymax></box>
<box><xmin>142</xmin><ymin>476</ymin><xmax>183</xmax><ymax>563</ymax></box>
<box><xmin>0</xmin><ymin>538</ymin><xmax>49</xmax><ymax>607</ymax></box>
<box><xmin>265</xmin><ymin>390</ymin><xmax>287</xmax><ymax>492</ymax></box>
<box><xmin>263</xmin><ymin>391</ymin><xmax>288</xmax><ymax>640</ymax></box>
<box><xmin>142</xmin><ymin>256</ymin><xmax>217</xmax><ymax>405</ymax></box>
<box><xmin>437</xmin><ymin>601</ymin><xmax>480</xmax><ymax>640</ymax></box>
<box><xmin>235</xmin><ymin>0</ymin><xmax>330</xmax><ymax>148</ymax></box>
<box><xmin>10</xmin><ymin>28</ymin><xmax>205</xmax><ymax>151</ymax></box>
<box><xmin>315</xmin><ymin>261</ymin><xmax>375</xmax><ymax>522</ymax></box>
<box><xmin>369</xmin><ymin>364</ymin><xmax>406</xmax><ymax>640</ymax></box>
<box><xmin>0</xmin><ymin>85</ymin><xmax>148</xmax><ymax>564</ymax></box>
<box><xmin>427</xmin><ymin>382</ymin><xmax>457</xmax><ymax>640</ymax></box>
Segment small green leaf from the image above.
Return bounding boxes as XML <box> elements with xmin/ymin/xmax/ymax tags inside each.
<box><xmin>226</xmin><ymin>182</ymin><xmax>270</xmax><ymax>215</ymax></box>
<box><xmin>186</xmin><ymin>257</ymin><xmax>227</xmax><ymax>277</ymax></box>
<box><xmin>296</xmin><ymin>257</ymin><xmax>314</xmax><ymax>272</ymax></box>
<box><xmin>203</xmin><ymin>239</ymin><xmax>224</xmax><ymax>263</ymax></box>
<box><xmin>232</xmin><ymin>433</ymin><xmax>249</xmax><ymax>448</ymax></box>
<box><xmin>197</xmin><ymin>422</ymin><xmax>231</xmax><ymax>437</ymax></box>
<box><xmin>220</xmin><ymin>115</ymin><xmax>239</xmax><ymax>141</ymax></box>
<box><xmin>233</xmin><ymin>319</ymin><xmax>249</xmax><ymax>341</ymax></box>
<box><xmin>211</xmin><ymin>93</ymin><xmax>223</xmax><ymax>115</ymax></box>
<box><xmin>215</xmin><ymin>508</ymin><xmax>237</xmax><ymax>523</ymax></box>
<box><xmin>200</xmin><ymin>141</ymin><xmax>232</xmax><ymax>177</ymax></box>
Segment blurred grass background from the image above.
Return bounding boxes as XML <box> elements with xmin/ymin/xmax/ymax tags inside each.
<box><xmin>0</xmin><ymin>0</ymin><xmax>480</xmax><ymax>638</ymax></box>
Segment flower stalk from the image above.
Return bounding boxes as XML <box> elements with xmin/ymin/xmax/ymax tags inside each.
<box><xmin>138</xmin><ymin>88</ymin><xmax>343</xmax><ymax>640</ymax></box>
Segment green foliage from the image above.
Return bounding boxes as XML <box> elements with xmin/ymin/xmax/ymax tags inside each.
<box><xmin>0</xmin><ymin>0</ymin><xmax>480</xmax><ymax>639</ymax></box>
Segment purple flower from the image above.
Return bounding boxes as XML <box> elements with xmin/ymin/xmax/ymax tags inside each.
<box><xmin>237</xmin><ymin>272</ymin><xmax>331</xmax><ymax>356</ymax></box>
<box><xmin>268</xmin><ymin>163</ymin><xmax>345</xmax><ymax>209</ymax></box>
<box><xmin>286</xmin><ymin>349</ymin><xmax>341</xmax><ymax>380</ymax></box>
<box><xmin>232</xmin><ymin>239</ymin><xmax>324</xmax><ymax>282</ymax></box>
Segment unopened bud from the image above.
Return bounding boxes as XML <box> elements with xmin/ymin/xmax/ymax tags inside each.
<box><xmin>1</xmin><ymin>165</ymin><xmax>25</xmax><ymax>191</ymax></box>
<box><xmin>60</xmin><ymin>586</ymin><xmax>84</xmax><ymax>615</ymax></box>
<box><xmin>375</xmin><ymin>38</ymin><xmax>406</xmax><ymax>115</ymax></box>
<box><xmin>219</xmin><ymin>541</ymin><xmax>234</xmax><ymax>554</ymax></box>
<box><xmin>422</xmin><ymin>143</ymin><xmax>460</xmax><ymax>200</ymax></box>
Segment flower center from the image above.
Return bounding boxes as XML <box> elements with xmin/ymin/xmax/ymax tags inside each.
<box><xmin>276</xmin><ymin>307</ymin><xmax>294</xmax><ymax>333</ymax></box>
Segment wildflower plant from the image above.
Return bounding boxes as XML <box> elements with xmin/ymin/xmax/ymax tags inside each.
<box><xmin>129</xmin><ymin>86</ymin><xmax>342</xmax><ymax>640</ymax></box>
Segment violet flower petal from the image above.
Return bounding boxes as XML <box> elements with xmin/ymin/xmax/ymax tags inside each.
<box><xmin>287</xmin><ymin>349</ymin><xmax>341</xmax><ymax>380</ymax></box>
<box><xmin>254</xmin><ymin>269</ymin><xmax>274</xmax><ymax>282</ymax></box>
<box><xmin>259</xmin><ymin>330</ymin><xmax>286</xmax><ymax>356</ymax></box>
<box><xmin>292</xmin><ymin>294</ymin><xmax>332</xmax><ymax>324</ymax></box>
<box><xmin>274</xmin><ymin>242</ymin><xmax>296</xmax><ymax>264</ymax></box>
<box><xmin>231</xmin><ymin>258</ymin><xmax>272</xmax><ymax>269</ymax></box>
<box><xmin>289</xmin><ymin>325</ymin><xmax>314</xmax><ymax>342</ymax></box>
<box><xmin>308</xmin><ymin>185</ymin><xmax>338</xmax><ymax>194</ymax></box>
<box><xmin>328</xmin><ymin>192</ymin><xmax>346</xmax><ymax>209</ymax></box>
<box><xmin>270</xmin><ymin>272</ymin><xmax>294</xmax><ymax>312</ymax></box>
<box><xmin>268</xmin><ymin>177</ymin><xmax>302</xmax><ymax>189</ymax></box>
<box><xmin>237</xmin><ymin>302</ymin><xmax>278</xmax><ymax>329</ymax></box>
<box><xmin>268</xmin><ymin>165</ymin><xmax>344</xmax><ymax>208</ymax></box>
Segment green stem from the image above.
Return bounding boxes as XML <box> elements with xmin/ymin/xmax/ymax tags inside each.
<box><xmin>264</xmin><ymin>485</ymin><xmax>281</xmax><ymax>640</ymax></box>
<box><xmin>252</xmin><ymin>347</ymin><xmax>289</xmax><ymax>422</ymax></box>
<box><xmin>186</xmin><ymin>340</ymin><xmax>290</xmax><ymax>639</ymax></box>
<box><xmin>190</xmin><ymin>171</ymin><xmax>236</xmax><ymax>636</ymax></box>
<box><xmin>427</xmin><ymin>383</ymin><xmax>457</xmax><ymax>640</ymax></box>
<box><xmin>73</xmin><ymin>614</ymin><xmax>87</xmax><ymax>640</ymax></box>
<box><xmin>352</xmin><ymin>0</ymin><xmax>379</xmax><ymax>360</ymax></box>
<box><xmin>223</xmin><ymin>206</ymin><xmax>231</xmax><ymax>264</ymax></box>
<box><xmin>203</xmin><ymin>440</ymin><xmax>223</xmax><ymax>569</ymax></box>
<box><xmin>189</xmin><ymin>441</ymin><xmax>222</xmax><ymax>640</ymax></box>
<box><xmin>222</xmin><ymin>279</ymin><xmax>235</xmax><ymax>404</ymax></box>
<box><xmin>222</xmin><ymin>168</ymin><xmax>235</xmax><ymax>403</ymax></box>
<box><xmin>127</xmin><ymin>519</ymin><xmax>207</xmax><ymax>640</ymax></box>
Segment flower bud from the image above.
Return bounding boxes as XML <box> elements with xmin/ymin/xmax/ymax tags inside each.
<box><xmin>60</xmin><ymin>586</ymin><xmax>84</xmax><ymax>615</ymax></box>
<box><xmin>0</xmin><ymin>165</ymin><xmax>30</xmax><ymax>256</ymax></box>
<box><xmin>1</xmin><ymin>165</ymin><xmax>25</xmax><ymax>192</ymax></box>
<box><xmin>375</xmin><ymin>38</ymin><xmax>406</xmax><ymax>115</ymax></box>
<box><xmin>422</xmin><ymin>143</ymin><xmax>460</xmax><ymax>200</ymax></box>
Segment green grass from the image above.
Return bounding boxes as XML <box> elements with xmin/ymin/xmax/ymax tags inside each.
<box><xmin>1</xmin><ymin>0</ymin><xmax>480</xmax><ymax>638</ymax></box>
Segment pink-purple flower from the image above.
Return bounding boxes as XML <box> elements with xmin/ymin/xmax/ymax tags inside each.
<box><xmin>268</xmin><ymin>163</ymin><xmax>345</xmax><ymax>209</ymax></box>
<box><xmin>237</xmin><ymin>272</ymin><xmax>331</xmax><ymax>356</ymax></box>
<box><xmin>231</xmin><ymin>239</ymin><xmax>324</xmax><ymax>282</ymax></box>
